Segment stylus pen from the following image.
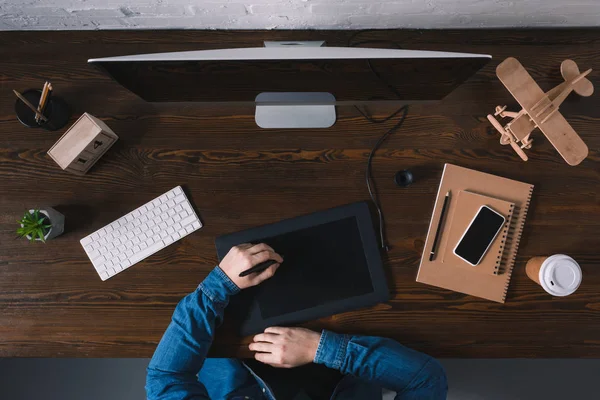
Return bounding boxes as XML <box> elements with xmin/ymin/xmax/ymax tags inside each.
<box><xmin>239</xmin><ymin>259</ymin><xmax>278</xmax><ymax>277</ymax></box>
<box><xmin>429</xmin><ymin>191</ymin><xmax>450</xmax><ymax>261</ymax></box>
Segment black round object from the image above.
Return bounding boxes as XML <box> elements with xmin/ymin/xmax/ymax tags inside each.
<box><xmin>15</xmin><ymin>89</ymin><xmax>71</xmax><ymax>131</ymax></box>
<box><xmin>394</xmin><ymin>169</ymin><xmax>414</xmax><ymax>187</ymax></box>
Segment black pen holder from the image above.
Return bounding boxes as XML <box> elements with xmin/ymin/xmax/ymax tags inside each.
<box><xmin>15</xmin><ymin>89</ymin><xmax>71</xmax><ymax>131</ymax></box>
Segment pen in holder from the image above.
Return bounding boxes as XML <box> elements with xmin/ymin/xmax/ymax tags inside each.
<box><xmin>14</xmin><ymin>88</ymin><xmax>71</xmax><ymax>131</ymax></box>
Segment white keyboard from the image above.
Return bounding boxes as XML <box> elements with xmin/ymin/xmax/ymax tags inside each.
<box><xmin>80</xmin><ymin>186</ymin><xmax>202</xmax><ymax>281</ymax></box>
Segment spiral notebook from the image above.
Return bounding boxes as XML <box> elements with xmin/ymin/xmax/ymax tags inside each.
<box><xmin>417</xmin><ymin>164</ymin><xmax>534</xmax><ymax>303</ymax></box>
<box><xmin>440</xmin><ymin>190</ymin><xmax>515</xmax><ymax>276</ymax></box>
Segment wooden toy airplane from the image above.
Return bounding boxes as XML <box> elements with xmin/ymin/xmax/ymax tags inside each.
<box><xmin>487</xmin><ymin>57</ymin><xmax>593</xmax><ymax>165</ymax></box>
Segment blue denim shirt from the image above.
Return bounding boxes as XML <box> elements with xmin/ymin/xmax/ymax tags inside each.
<box><xmin>146</xmin><ymin>266</ymin><xmax>447</xmax><ymax>400</ymax></box>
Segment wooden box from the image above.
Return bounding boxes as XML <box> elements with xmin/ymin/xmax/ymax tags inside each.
<box><xmin>48</xmin><ymin>113</ymin><xmax>118</xmax><ymax>175</ymax></box>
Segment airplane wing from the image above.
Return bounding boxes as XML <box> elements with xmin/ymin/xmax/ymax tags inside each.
<box><xmin>538</xmin><ymin>112</ymin><xmax>588</xmax><ymax>166</ymax></box>
<box><xmin>496</xmin><ymin>57</ymin><xmax>548</xmax><ymax>112</ymax></box>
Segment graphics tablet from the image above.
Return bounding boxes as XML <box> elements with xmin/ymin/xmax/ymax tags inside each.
<box><xmin>215</xmin><ymin>201</ymin><xmax>389</xmax><ymax>336</ymax></box>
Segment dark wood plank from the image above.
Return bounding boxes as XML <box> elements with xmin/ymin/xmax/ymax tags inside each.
<box><xmin>0</xmin><ymin>29</ymin><xmax>599</xmax><ymax>358</ymax></box>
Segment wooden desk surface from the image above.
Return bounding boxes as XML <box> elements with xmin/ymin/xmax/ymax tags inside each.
<box><xmin>1</xmin><ymin>30</ymin><xmax>599</xmax><ymax>358</ymax></box>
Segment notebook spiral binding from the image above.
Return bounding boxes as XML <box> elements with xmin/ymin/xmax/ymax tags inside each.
<box><xmin>500</xmin><ymin>186</ymin><xmax>534</xmax><ymax>300</ymax></box>
<box><xmin>494</xmin><ymin>203</ymin><xmax>515</xmax><ymax>275</ymax></box>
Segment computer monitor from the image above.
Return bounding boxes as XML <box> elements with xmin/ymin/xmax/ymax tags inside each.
<box><xmin>89</xmin><ymin>41</ymin><xmax>490</xmax><ymax>128</ymax></box>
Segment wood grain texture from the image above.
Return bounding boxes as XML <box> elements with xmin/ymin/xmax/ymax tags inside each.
<box><xmin>0</xmin><ymin>29</ymin><xmax>599</xmax><ymax>358</ymax></box>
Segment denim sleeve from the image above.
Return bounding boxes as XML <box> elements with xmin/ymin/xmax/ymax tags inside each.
<box><xmin>145</xmin><ymin>266</ymin><xmax>240</xmax><ymax>400</ymax></box>
<box><xmin>314</xmin><ymin>330</ymin><xmax>447</xmax><ymax>400</ymax></box>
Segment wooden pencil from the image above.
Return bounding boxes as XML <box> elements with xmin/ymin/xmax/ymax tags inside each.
<box><xmin>36</xmin><ymin>82</ymin><xmax>50</xmax><ymax>123</ymax></box>
<box><xmin>13</xmin><ymin>90</ymin><xmax>48</xmax><ymax>122</ymax></box>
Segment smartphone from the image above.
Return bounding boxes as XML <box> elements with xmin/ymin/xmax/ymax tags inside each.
<box><xmin>454</xmin><ymin>205</ymin><xmax>506</xmax><ymax>266</ymax></box>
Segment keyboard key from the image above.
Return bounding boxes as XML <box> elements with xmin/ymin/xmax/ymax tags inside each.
<box><xmin>174</xmin><ymin>204</ymin><xmax>183</xmax><ymax>212</ymax></box>
<box><xmin>129</xmin><ymin>240</ymin><xmax>165</xmax><ymax>265</ymax></box>
<box><xmin>186</xmin><ymin>225</ymin><xmax>194</xmax><ymax>233</ymax></box>
<box><xmin>167</xmin><ymin>227</ymin><xmax>175</xmax><ymax>235</ymax></box>
<box><xmin>125</xmin><ymin>249</ymin><xmax>134</xmax><ymax>257</ymax></box>
<box><xmin>132</xmin><ymin>209</ymin><xmax>141</xmax><ymax>218</ymax></box>
<box><xmin>133</xmin><ymin>245</ymin><xmax>141</xmax><ymax>253</ymax></box>
<box><xmin>174</xmin><ymin>187</ymin><xmax>182</xmax><ymax>195</ymax></box>
<box><xmin>140</xmin><ymin>242</ymin><xmax>148</xmax><ymax>250</ymax></box>
<box><xmin>167</xmin><ymin>200</ymin><xmax>175</xmax><ymax>207</ymax></box>
<box><xmin>183</xmin><ymin>203</ymin><xmax>193</xmax><ymax>214</ymax></box>
<box><xmin>164</xmin><ymin>236</ymin><xmax>174</xmax><ymax>245</ymax></box>
<box><xmin>159</xmin><ymin>194</ymin><xmax>169</xmax><ymax>202</ymax></box>
<box><xmin>180</xmin><ymin>215</ymin><xmax>197</xmax><ymax>228</ymax></box>
<box><xmin>168</xmin><ymin>209</ymin><xmax>176</xmax><ymax>216</ymax></box>
<box><xmin>100</xmin><ymin>271</ymin><xmax>109</xmax><ymax>280</ymax></box>
<box><xmin>91</xmin><ymin>232</ymin><xmax>100</xmax><ymax>241</ymax></box>
<box><xmin>81</xmin><ymin>236</ymin><xmax>93</xmax><ymax>246</ymax></box>
<box><xmin>174</xmin><ymin>222</ymin><xmax>182</xmax><ymax>230</ymax></box>
<box><xmin>152</xmin><ymin>199</ymin><xmax>161</xmax><ymax>207</ymax></box>
<box><xmin>173</xmin><ymin>194</ymin><xmax>186</xmax><ymax>204</ymax></box>
<box><xmin>171</xmin><ymin>232</ymin><xmax>181</xmax><ymax>240</ymax></box>
<box><xmin>126</xmin><ymin>214</ymin><xmax>134</xmax><ymax>222</ymax></box>
<box><xmin>192</xmin><ymin>221</ymin><xmax>201</xmax><ymax>230</ymax></box>
<box><xmin>173</xmin><ymin>214</ymin><xmax>182</xmax><ymax>222</ymax></box>
<box><xmin>167</xmin><ymin>191</ymin><xmax>175</xmax><ymax>199</ymax></box>
<box><xmin>159</xmin><ymin>222</ymin><xmax>168</xmax><ymax>230</ymax></box>
<box><xmin>88</xmin><ymin>250</ymin><xmax>101</xmax><ymax>260</ymax></box>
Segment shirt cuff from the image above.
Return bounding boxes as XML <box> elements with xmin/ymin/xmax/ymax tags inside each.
<box><xmin>198</xmin><ymin>266</ymin><xmax>240</xmax><ymax>305</ymax></box>
<box><xmin>313</xmin><ymin>329</ymin><xmax>350</xmax><ymax>370</ymax></box>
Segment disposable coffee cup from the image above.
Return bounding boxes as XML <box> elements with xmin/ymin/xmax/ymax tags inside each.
<box><xmin>525</xmin><ymin>254</ymin><xmax>582</xmax><ymax>296</ymax></box>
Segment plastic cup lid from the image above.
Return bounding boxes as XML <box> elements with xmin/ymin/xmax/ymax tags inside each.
<box><xmin>539</xmin><ymin>254</ymin><xmax>582</xmax><ymax>296</ymax></box>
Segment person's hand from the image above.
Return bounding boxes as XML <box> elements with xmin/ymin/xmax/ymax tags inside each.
<box><xmin>249</xmin><ymin>327</ymin><xmax>321</xmax><ymax>368</ymax></box>
<box><xmin>219</xmin><ymin>243</ymin><xmax>283</xmax><ymax>289</ymax></box>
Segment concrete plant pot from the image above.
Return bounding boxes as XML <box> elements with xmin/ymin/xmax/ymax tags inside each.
<box><xmin>23</xmin><ymin>207</ymin><xmax>65</xmax><ymax>241</ymax></box>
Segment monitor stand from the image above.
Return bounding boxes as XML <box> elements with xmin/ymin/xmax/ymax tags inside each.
<box><xmin>255</xmin><ymin>92</ymin><xmax>336</xmax><ymax>129</ymax></box>
<box><xmin>256</xmin><ymin>41</ymin><xmax>336</xmax><ymax>129</ymax></box>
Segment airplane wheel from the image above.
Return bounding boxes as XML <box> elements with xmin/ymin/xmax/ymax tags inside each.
<box><xmin>522</xmin><ymin>139</ymin><xmax>533</xmax><ymax>149</ymax></box>
<box><xmin>494</xmin><ymin>105</ymin><xmax>507</xmax><ymax>116</ymax></box>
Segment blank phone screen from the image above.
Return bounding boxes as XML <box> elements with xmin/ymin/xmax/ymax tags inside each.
<box><xmin>454</xmin><ymin>207</ymin><xmax>505</xmax><ymax>265</ymax></box>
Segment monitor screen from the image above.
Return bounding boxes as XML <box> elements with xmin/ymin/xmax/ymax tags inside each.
<box><xmin>90</xmin><ymin>47</ymin><xmax>490</xmax><ymax>103</ymax></box>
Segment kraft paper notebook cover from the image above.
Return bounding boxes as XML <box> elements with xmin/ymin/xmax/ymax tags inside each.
<box><xmin>417</xmin><ymin>164</ymin><xmax>534</xmax><ymax>303</ymax></box>
<box><xmin>441</xmin><ymin>190</ymin><xmax>515</xmax><ymax>276</ymax></box>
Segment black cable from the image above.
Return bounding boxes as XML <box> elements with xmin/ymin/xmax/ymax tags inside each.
<box><xmin>348</xmin><ymin>30</ymin><xmax>411</xmax><ymax>252</ymax></box>
<box><xmin>366</xmin><ymin>105</ymin><xmax>409</xmax><ymax>252</ymax></box>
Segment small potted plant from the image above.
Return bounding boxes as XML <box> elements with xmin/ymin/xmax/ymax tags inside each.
<box><xmin>17</xmin><ymin>207</ymin><xmax>65</xmax><ymax>242</ymax></box>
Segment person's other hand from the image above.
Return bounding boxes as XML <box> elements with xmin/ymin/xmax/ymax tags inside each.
<box><xmin>219</xmin><ymin>243</ymin><xmax>283</xmax><ymax>289</ymax></box>
<box><xmin>249</xmin><ymin>327</ymin><xmax>321</xmax><ymax>368</ymax></box>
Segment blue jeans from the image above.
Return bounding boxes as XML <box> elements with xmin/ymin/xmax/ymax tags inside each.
<box><xmin>146</xmin><ymin>267</ymin><xmax>447</xmax><ymax>399</ymax></box>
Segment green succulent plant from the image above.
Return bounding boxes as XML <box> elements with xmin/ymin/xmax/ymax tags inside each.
<box><xmin>17</xmin><ymin>209</ymin><xmax>52</xmax><ymax>243</ymax></box>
